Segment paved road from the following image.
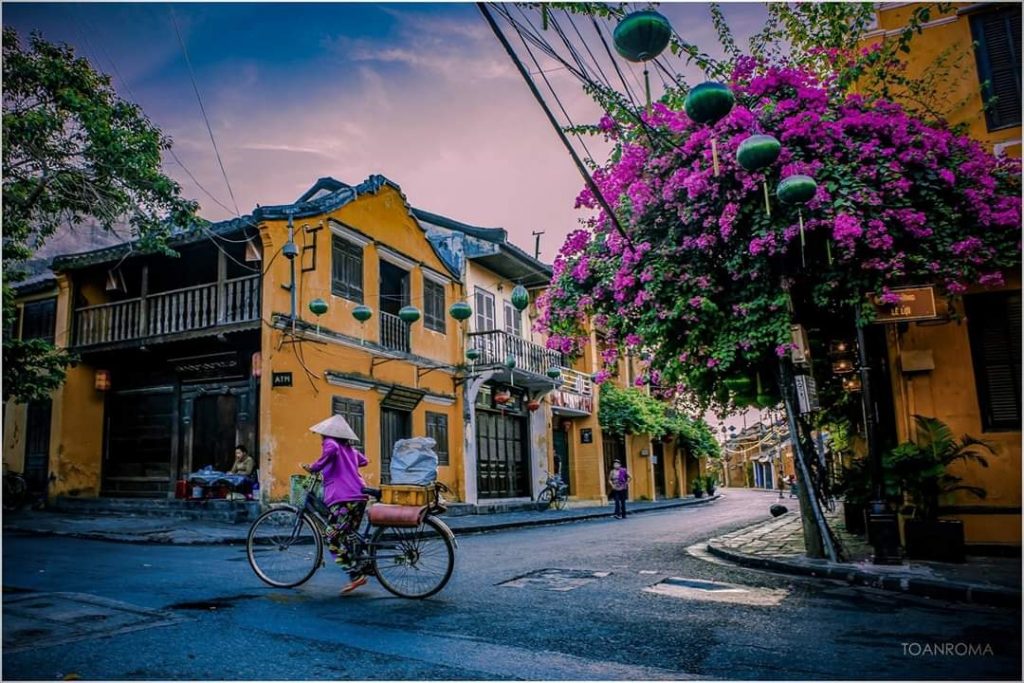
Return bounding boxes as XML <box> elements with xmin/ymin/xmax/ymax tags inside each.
<box><xmin>3</xmin><ymin>489</ymin><xmax>1020</xmax><ymax>680</ymax></box>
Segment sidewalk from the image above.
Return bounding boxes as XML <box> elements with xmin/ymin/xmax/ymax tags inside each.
<box><xmin>707</xmin><ymin>510</ymin><xmax>1022</xmax><ymax>607</ymax></box>
<box><xmin>1</xmin><ymin>494</ymin><xmax>720</xmax><ymax>545</ymax></box>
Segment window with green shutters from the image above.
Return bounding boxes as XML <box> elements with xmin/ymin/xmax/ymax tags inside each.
<box><xmin>331</xmin><ymin>236</ymin><xmax>364</xmax><ymax>302</ymax></box>
<box><xmin>424</xmin><ymin>279</ymin><xmax>446</xmax><ymax>333</ymax></box>
<box><xmin>21</xmin><ymin>298</ymin><xmax>57</xmax><ymax>343</ymax></box>
<box><xmin>965</xmin><ymin>291</ymin><xmax>1022</xmax><ymax>431</ymax></box>
<box><xmin>425</xmin><ymin>411</ymin><xmax>449</xmax><ymax>466</ymax></box>
<box><xmin>970</xmin><ymin>6</ymin><xmax>1022</xmax><ymax>131</ymax></box>
<box><xmin>331</xmin><ymin>396</ymin><xmax>366</xmax><ymax>443</ymax></box>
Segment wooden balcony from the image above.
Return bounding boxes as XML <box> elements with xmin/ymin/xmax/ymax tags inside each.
<box><xmin>73</xmin><ymin>275</ymin><xmax>260</xmax><ymax>348</ymax></box>
<box><xmin>550</xmin><ymin>367</ymin><xmax>595</xmax><ymax>416</ymax></box>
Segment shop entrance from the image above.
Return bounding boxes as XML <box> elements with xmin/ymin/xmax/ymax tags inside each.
<box><xmin>552</xmin><ymin>428</ymin><xmax>571</xmax><ymax>493</ymax></box>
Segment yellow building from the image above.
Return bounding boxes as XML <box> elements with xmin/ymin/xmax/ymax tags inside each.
<box><xmin>862</xmin><ymin>3</ymin><xmax>1021</xmax><ymax>550</ymax></box>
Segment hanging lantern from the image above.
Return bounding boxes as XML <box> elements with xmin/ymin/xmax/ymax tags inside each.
<box><xmin>449</xmin><ymin>301</ymin><xmax>472</xmax><ymax>321</ymax></box>
<box><xmin>505</xmin><ymin>354</ymin><xmax>517</xmax><ymax>369</ymax></box>
<box><xmin>546</xmin><ymin>367</ymin><xmax>562</xmax><ymax>380</ymax></box>
<box><xmin>494</xmin><ymin>388</ymin><xmax>512</xmax><ymax>405</ymax></box>
<box><xmin>842</xmin><ymin>375</ymin><xmax>863</xmax><ymax>393</ymax></box>
<box><xmin>510</xmin><ymin>284</ymin><xmax>530</xmax><ymax>312</ymax></box>
<box><xmin>737</xmin><ymin>134</ymin><xmax>782</xmax><ymax>217</ymax></box>
<box><xmin>352</xmin><ymin>305</ymin><xmax>373</xmax><ymax>322</ymax></box>
<box><xmin>251</xmin><ymin>352</ymin><xmax>262</xmax><ymax>379</ymax></box>
<box><xmin>684</xmin><ymin>82</ymin><xmax>734</xmax><ymax>176</ymax></box>
<box><xmin>832</xmin><ymin>358</ymin><xmax>855</xmax><ymax>375</ymax></box>
<box><xmin>94</xmin><ymin>369</ymin><xmax>112</xmax><ymax>391</ymax></box>
<box><xmin>613</xmin><ymin>10</ymin><xmax>672</xmax><ymax>111</ymax></box>
<box><xmin>777</xmin><ymin>175</ymin><xmax>818</xmax><ymax>267</ymax></box>
<box><xmin>466</xmin><ymin>347</ymin><xmax>482</xmax><ymax>362</ymax></box>
<box><xmin>308</xmin><ymin>298</ymin><xmax>328</xmax><ymax>316</ymax></box>
<box><xmin>526</xmin><ymin>399</ymin><xmax>541</xmax><ymax>412</ymax></box>
<box><xmin>398</xmin><ymin>305</ymin><xmax>421</xmax><ymax>323</ymax></box>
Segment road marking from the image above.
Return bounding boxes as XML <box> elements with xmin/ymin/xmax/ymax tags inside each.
<box><xmin>498</xmin><ymin>568</ymin><xmax>611</xmax><ymax>592</ymax></box>
<box><xmin>3</xmin><ymin>592</ymin><xmax>188</xmax><ymax>654</ymax></box>
<box><xmin>638</xmin><ymin>570</ymin><xmax>660</xmax><ymax>575</ymax></box>
<box><xmin>644</xmin><ymin>577</ymin><xmax>789</xmax><ymax>606</ymax></box>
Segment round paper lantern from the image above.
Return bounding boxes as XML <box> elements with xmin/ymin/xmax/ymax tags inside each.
<box><xmin>510</xmin><ymin>284</ymin><xmax>530</xmax><ymax>312</ymax></box>
<box><xmin>736</xmin><ymin>135</ymin><xmax>781</xmax><ymax>172</ymax></box>
<box><xmin>494</xmin><ymin>389</ymin><xmax>511</xmax><ymax>405</ymax></box>
<box><xmin>613</xmin><ymin>10</ymin><xmax>672</xmax><ymax>63</ymax></box>
<box><xmin>466</xmin><ymin>347</ymin><xmax>482</xmax><ymax>362</ymax></box>
<box><xmin>449</xmin><ymin>301</ymin><xmax>472</xmax><ymax>321</ymax></box>
<box><xmin>684</xmin><ymin>82</ymin><xmax>734</xmax><ymax>125</ymax></box>
<box><xmin>504</xmin><ymin>354</ymin><xmax>517</xmax><ymax>370</ymax></box>
<box><xmin>398</xmin><ymin>305</ymin><xmax>421</xmax><ymax>323</ymax></box>
<box><xmin>352</xmin><ymin>305</ymin><xmax>373</xmax><ymax>322</ymax></box>
<box><xmin>308</xmin><ymin>298</ymin><xmax>328</xmax><ymax>316</ymax></box>
<box><xmin>777</xmin><ymin>175</ymin><xmax>818</xmax><ymax>205</ymax></box>
<box><xmin>526</xmin><ymin>399</ymin><xmax>541</xmax><ymax>412</ymax></box>
<box><xmin>546</xmin><ymin>367</ymin><xmax>562</xmax><ymax>380</ymax></box>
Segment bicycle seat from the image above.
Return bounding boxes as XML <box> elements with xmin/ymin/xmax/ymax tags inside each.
<box><xmin>361</xmin><ymin>486</ymin><xmax>382</xmax><ymax>500</ymax></box>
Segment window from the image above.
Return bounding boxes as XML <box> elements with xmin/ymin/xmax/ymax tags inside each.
<box><xmin>971</xmin><ymin>6</ymin><xmax>1022</xmax><ymax>131</ymax></box>
<box><xmin>425</xmin><ymin>411</ymin><xmax>449</xmax><ymax>466</ymax></box>
<box><xmin>966</xmin><ymin>291</ymin><xmax>1021</xmax><ymax>431</ymax></box>
<box><xmin>331</xmin><ymin>396</ymin><xmax>366</xmax><ymax>444</ymax></box>
<box><xmin>331</xmin><ymin>236</ymin><xmax>363</xmax><ymax>302</ymax></box>
<box><xmin>503</xmin><ymin>301</ymin><xmax>523</xmax><ymax>337</ymax></box>
<box><xmin>474</xmin><ymin>287</ymin><xmax>495</xmax><ymax>332</ymax></box>
<box><xmin>423</xmin><ymin>279</ymin><xmax>446</xmax><ymax>334</ymax></box>
<box><xmin>21</xmin><ymin>298</ymin><xmax>57</xmax><ymax>343</ymax></box>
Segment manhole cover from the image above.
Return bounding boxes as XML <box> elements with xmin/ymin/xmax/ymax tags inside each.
<box><xmin>3</xmin><ymin>592</ymin><xmax>187</xmax><ymax>654</ymax></box>
<box><xmin>499</xmin><ymin>568</ymin><xmax>611</xmax><ymax>592</ymax></box>
<box><xmin>644</xmin><ymin>577</ymin><xmax>789</xmax><ymax>606</ymax></box>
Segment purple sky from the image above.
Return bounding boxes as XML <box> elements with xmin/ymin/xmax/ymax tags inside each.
<box><xmin>6</xmin><ymin>2</ymin><xmax>768</xmax><ymax>261</ymax></box>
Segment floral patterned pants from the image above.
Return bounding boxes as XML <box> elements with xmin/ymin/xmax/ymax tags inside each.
<box><xmin>326</xmin><ymin>501</ymin><xmax>367</xmax><ymax>573</ymax></box>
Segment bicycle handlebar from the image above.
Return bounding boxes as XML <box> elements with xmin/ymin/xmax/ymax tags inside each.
<box><xmin>361</xmin><ymin>486</ymin><xmax>382</xmax><ymax>501</ymax></box>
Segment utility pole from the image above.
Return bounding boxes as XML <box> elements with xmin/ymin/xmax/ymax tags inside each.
<box><xmin>532</xmin><ymin>230</ymin><xmax>545</xmax><ymax>260</ymax></box>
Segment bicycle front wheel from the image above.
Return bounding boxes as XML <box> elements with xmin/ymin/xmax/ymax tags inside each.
<box><xmin>370</xmin><ymin>515</ymin><xmax>455</xmax><ymax>599</ymax></box>
<box><xmin>535</xmin><ymin>487</ymin><xmax>553</xmax><ymax>510</ymax></box>
<box><xmin>551</xmin><ymin>491</ymin><xmax>568</xmax><ymax>511</ymax></box>
<box><xmin>247</xmin><ymin>505</ymin><xmax>323</xmax><ymax>588</ymax></box>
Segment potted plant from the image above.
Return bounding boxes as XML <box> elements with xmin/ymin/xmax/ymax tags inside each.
<box><xmin>835</xmin><ymin>457</ymin><xmax>872</xmax><ymax>536</ymax></box>
<box><xmin>884</xmin><ymin>415</ymin><xmax>993</xmax><ymax>563</ymax></box>
<box><xmin>691</xmin><ymin>477</ymin><xmax>704</xmax><ymax>498</ymax></box>
<box><xmin>703</xmin><ymin>473</ymin><xmax>717</xmax><ymax>496</ymax></box>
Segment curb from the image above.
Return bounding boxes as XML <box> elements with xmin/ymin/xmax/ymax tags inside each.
<box><xmin>3</xmin><ymin>494</ymin><xmax>722</xmax><ymax>546</ymax></box>
<box><xmin>705</xmin><ymin>518</ymin><xmax>1020</xmax><ymax>608</ymax></box>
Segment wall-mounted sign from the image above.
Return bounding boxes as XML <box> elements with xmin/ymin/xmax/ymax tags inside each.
<box><xmin>868</xmin><ymin>286</ymin><xmax>938</xmax><ymax>323</ymax></box>
<box><xmin>580</xmin><ymin>428</ymin><xmax>593</xmax><ymax>444</ymax></box>
<box><xmin>272</xmin><ymin>372</ymin><xmax>293</xmax><ymax>387</ymax></box>
<box><xmin>794</xmin><ymin>375</ymin><xmax>819</xmax><ymax>414</ymax></box>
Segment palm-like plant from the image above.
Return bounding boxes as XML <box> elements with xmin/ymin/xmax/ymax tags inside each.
<box><xmin>883</xmin><ymin>415</ymin><xmax>993</xmax><ymax>521</ymax></box>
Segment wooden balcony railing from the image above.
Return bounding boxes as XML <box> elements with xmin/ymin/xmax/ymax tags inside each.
<box><xmin>379</xmin><ymin>310</ymin><xmax>410</xmax><ymax>353</ymax></box>
<box><xmin>73</xmin><ymin>274</ymin><xmax>260</xmax><ymax>347</ymax></box>
<box><xmin>467</xmin><ymin>329</ymin><xmax>565</xmax><ymax>377</ymax></box>
<box><xmin>551</xmin><ymin>366</ymin><xmax>595</xmax><ymax>414</ymax></box>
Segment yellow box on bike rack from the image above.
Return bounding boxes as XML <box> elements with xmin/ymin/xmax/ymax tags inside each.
<box><xmin>379</xmin><ymin>484</ymin><xmax>432</xmax><ymax>507</ymax></box>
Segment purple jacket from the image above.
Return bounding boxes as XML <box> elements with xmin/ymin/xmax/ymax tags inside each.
<box><xmin>308</xmin><ymin>437</ymin><xmax>369</xmax><ymax>505</ymax></box>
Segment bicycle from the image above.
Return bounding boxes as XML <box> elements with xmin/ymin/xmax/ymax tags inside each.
<box><xmin>535</xmin><ymin>472</ymin><xmax>569</xmax><ymax>511</ymax></box>
<box><xmin>2</xmin><ymin>468</ymin><xmax>31</xmax><ymax>512</ymax></box>
<box><xmin>246</xmin><ymin>472</ymin><xmax>457</xmax><ymax>599</ymax></box>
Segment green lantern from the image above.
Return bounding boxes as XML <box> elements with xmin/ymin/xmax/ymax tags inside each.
<box><xmin>737</xmin><ymin>134</ymin><xmax>782</xmax><ymax>216</ymax></box>
<box><xmin>449</xmin><ymin>301</ymin><xmax>472</xmax><ymax>321</ymax></box>
<box><xmin>684</xmin><ymin>82</ymin><xmax>734</xmax><ymax>176</ymax></box>
<box><xmin>504</xmin><ymin>354</ymin><xmax>517</xmax><ymax>369</ymax></box>
<box><xmin>352</xmin><ymin>304</ymin><xmax>373</xmax><ymax>322</ymax></box>
<box><xmin>777</xmin><ymin>175</ymin><xmax>818</xmax><ymax>267</ymax></box>
<box><xmin>308</xmin><ymin>298</ymin><xmax>328</xmax><ymax>316</ymax></box>
<box><xmin>546</xmin><ymin>367</ymin><xmax>562</xmax><ymax>380</ymax></box>
<box><xmin>398</xmin><ymin>305</ymin><xmax>421</xmax><ymax>323</ymax></box>
<box><xmin>613</xmin><ymin>10</ymin><xmax>672</xmax><ymax>111</ymax></box>
<box><xmin>466</xmin><ymin>347</ymin><xmax>482</xmax><ymax>362</ymax></box>
<box><xmin>510</xmin><ymin>284</ymin><xmax>530</xmax><ymax>312</ymax></box>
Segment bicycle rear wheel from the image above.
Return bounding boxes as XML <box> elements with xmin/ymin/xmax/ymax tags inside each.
<box><xmin>551</xmin><ymin>492</ymin><xmax>568</xmax><ymax>511</ymax></box>
<box><xmin>247</xmin><ymin>505</ymin><xmax>323</xmax><ymax>588</ymax></box>
<box><xmin>370</xmin><ymin>515</ymin><xmax>455</xmax><ymax>599</ymax></box>
<box><xmin>535</xmin><ymin>487</ymin><xmax>553</xmax><ymax>510</ymax></box>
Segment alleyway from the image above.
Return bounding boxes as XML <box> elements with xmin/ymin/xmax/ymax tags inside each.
<box><xmin>3</xmin><ymin>489</ymin><xmax>1020</xmax><ymax>680</ymax></box>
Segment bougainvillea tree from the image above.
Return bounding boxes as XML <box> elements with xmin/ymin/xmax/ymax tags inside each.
<box><xmin>537</xmin><ymin>51</ymin><xmax>1021</xmax><ymax>556</ymax></box>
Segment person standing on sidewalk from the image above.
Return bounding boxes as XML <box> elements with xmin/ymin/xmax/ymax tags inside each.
<box><xmin>303</xmin><ymin>415</ymin><xmax>370</xmax><ymax>595</ymax></box>
<box><xmin>608</xmin><ymin>459</ymin><xmax>631</xmax><ymax>519</ymax></box>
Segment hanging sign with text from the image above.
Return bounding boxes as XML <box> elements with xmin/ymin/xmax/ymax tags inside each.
<box><xmin>868</xmin><ymin>286</ymin><xmax>938</xmax><ymax>323</ymax></box>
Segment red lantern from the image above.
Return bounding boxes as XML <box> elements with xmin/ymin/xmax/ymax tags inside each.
<box><xmin>94</xmin><ymin>369</ymin><xmax>111</xmax><ymax>391</ymax></box>
<box><xmin>526</xmin><ymin>399</ymin><xmax>541</xmax><ymax>412</ymax></box>
<box><xmin>494</xmin><ymin>389</ymin><xmax>511</xmax><ymax>405</ymax></box>
<box><xmin>251</xmin><ymin>352</ymin><xmax>262</xmax><ymax>378</ymax></box>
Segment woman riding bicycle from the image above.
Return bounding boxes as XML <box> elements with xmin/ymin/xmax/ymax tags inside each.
<box><xmin>302</xmin><ymin>414</ymin><xmax>370</xmax><ymax>594</ymax></box>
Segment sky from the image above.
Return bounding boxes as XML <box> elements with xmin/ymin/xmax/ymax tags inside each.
<box><xmin>5</xmin><ymin>1</ymin><xmax>768</xmax><ymax>262</ymax></box>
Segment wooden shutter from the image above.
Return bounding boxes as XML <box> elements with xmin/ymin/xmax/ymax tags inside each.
<box><xmin>966</xmin><ymin>292</ymin><xmax>1022</xmax><ymax>430</ymax></box>
<box><xmin>331</xmin><ymin>396</ymin><xmax>366</xmax><ymax>443</ymax></box>
<box><xmin>972</xmin><ymin>6</ymin><xmax>1022</xmax><ymax>130</ymax></box>
<box><xmin>331</xmin><ymin>236</ymin><xmax>363</xmax><ymax>302</ymax></box>
<box><xmin>21</xmin><ymin>298</ymin><xmax>57</xmax><ymax>343</ymax></box>
<box><xmin>426</xmin><ymin>412</ymin><xmax>449</xmax><ymax>466</ymax></box>
<box><xmin>424</xmin><ymin>279</ymin><xmax>445</xmax><ymax>333</ymax></box>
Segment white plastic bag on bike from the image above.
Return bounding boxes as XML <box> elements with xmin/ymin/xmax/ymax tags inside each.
<box><xmin>390</xmin><ymin>437</ymin><xmax>438</xmax><ymax>485</ymax></box>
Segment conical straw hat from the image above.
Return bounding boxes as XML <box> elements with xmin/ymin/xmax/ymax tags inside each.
<box><xmin>309</xmin><ymin>415</ymin><xmax>359</xmax><ymax>441</ymax></box>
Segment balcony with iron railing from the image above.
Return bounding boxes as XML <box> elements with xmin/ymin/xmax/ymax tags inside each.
<box><xmin>378</xmin><ymin>310</ymin><xmax>411</xmax><ymax>353</ymax></box>
<box><xmin>73</xmin><ymin>274</ymin><xmax>261</xmax><ymax>348</ymax></box>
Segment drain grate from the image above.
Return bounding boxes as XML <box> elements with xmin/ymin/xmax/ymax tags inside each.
<box><xmin>499</xmin><ymin>568</ymin><xmax>611</xmax><ymax>592</ymax></box>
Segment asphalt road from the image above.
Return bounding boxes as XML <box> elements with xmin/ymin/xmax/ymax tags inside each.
<box><xmin>3</xmin><ymin>489</ymin><xmax>1020</xmax><ymax>680</ymax></box>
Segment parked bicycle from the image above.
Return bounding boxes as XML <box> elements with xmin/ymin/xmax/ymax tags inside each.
<box><xmin>535</xmin><ymin>472</ymin><xmax>568</xmax><ymax>511</ymax></box>
<box><xmin>2</xmin><ymin>467</ymin><xmax>34</xmax><ymax>512</ymax></box>
<box><xmin>246</xmin><ymin>472</ymin><xmax>456</xmax><ymax>599</ymax></box>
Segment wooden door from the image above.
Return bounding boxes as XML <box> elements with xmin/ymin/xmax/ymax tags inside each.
<box><xmin>552</xmin><ymin>428</ymin><xmax>570</xmax><ymax>493</ymax></box>
<box><xmin>24</xmin><ymin>399</ymin><xmax>52</xmax><ymax>494</ymax></box>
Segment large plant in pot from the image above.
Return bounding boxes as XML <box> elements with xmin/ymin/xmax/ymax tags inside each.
<box><xmin>835</xmin><ymin>457</ymin><xmax>872</xmax><ymax>536</ymax></box>
<box><xmin>884</xmin><ymin>416</ymin><xmax>993</xmax><ymax>563</ymax></box>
